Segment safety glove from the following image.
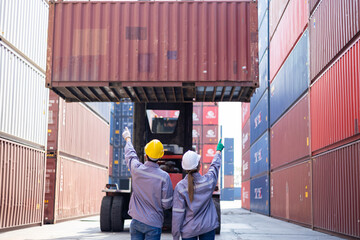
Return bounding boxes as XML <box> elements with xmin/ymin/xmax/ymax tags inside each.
<box><xmin>122</xmin><ymin>127</ymin><xmax>131</xmax><ymax>141</ymax></box>
<box><xmin>216</xmin><ymin>139</ymin><xmax>224</xmax><ymax>152</ymax></box>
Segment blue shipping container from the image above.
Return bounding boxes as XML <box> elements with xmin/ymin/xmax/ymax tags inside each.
<box><xmin>250</xmin><ymin>50</ymin><xmax>268</xmax><ymax>113</ymax></box>
<box><xmin>250</xmin><ymin>131</ymin><xmax>269</xmax><ymax>178</ymax></box>
<box><xmin>258</xmin><ymin>0</ymin><xmax>268</xmax><ymax>27</ymax></box>
<box><xmin>250</xmin><ymin>174</ymin><xmax>270</xmax><ymax>215</ymax></box>
<box><xmin>114</xmin><ymin>101</ymin><xmax>134</xmax><ymax>117</ymax></box>
<box><xmin>224</xmin><ymin>138</ymin><xmax>234</xmax><ymax>163</ymax></box>
<box><xmin>234</xmin><ymin>187</ymin><xmax>241</xmax><ymax>200</ymax></box>
<box><xmin>250</xmin><ymin>89</ymin><xmax>269</xmax><ymax>145</ymax></box>
<box><xmin>224</xmin><ymin>162</ymin><xmax>234</xmax><ymax>175</ymax></box>
<box><xmin>84</xmin><ymin>102</ymin><xmax>111</xmax><ymax>123</ymax></box>
<box><xmin>258</xmin><ymin>10</ymin><xmax>269</xmax><ymax>62</ymax></box>
<box><xmin>221</xmin><ymin>188</ymin><xmax>234</xmax><ymax>201</ymax></box>
<box><xmin>270</xmin><ymin>30</ymin><xmax>309</xmax><ymax>126</ymax></box>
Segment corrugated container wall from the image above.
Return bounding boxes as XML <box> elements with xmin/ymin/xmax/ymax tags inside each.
<box><xmin>250</xmin><ymin>131</ymin><xmax>269</xmax><ymax>178</ymax></box>
<box><xmin>242</xmin><ymin>149</ymin><xmax>250</xmax><ymax>181</ymax></box>
<box><xmin>310</xmin><ymin>0</ymin><xmax>360</xmax><ymax>81</ymax></box>
<box><xmin>0</xmin><ymin>42</ymin><xmax>49</xmax><ymax>147</ymax></box>
<box><xmin>309</xmin><ymin>0</ymin><xmax>320</xmax><ymax>15</ymax></box>
<box><xmin>202</xmin><ymin>144</ymin><xmax>217</xmax><ymax>163</ymax></box>
<box><xmin>203</xmin><ymin>106</ymin><xmax>218</xmax><ymax>125</ymax></box>
<box><xmin>202</xmin><ymin>125</ymin><xmax>218</xmax><ymax>144</ymax></box>
<box><xmin>193</xmin><ymin>106</ymin><xmax>202</xmax><ymax>125</ymax></box>
<box><xmin>250</xmin><ymin>174</ymin><xmax>270</xmax><ymax>215</ymax></box>
<box><xmin>84</xmin><ymin>102</ymin><xmax>111</xmax><ymax>123</ymax></box>
<box><xmin>192</xmin><ymin>125</ymin><xmax>202</xmax><ymax>145</ymax></box>
<box><xmin>313</xmin><ymin>141</ymin><xmax>360</xmax><ymax>238</ymax></box>
<box><xmin>241</xmin><ymin>180</ymin><xmax>250</xmax><ymax>210</ymax></box>
<box><xmin>270</xmin><ymin>94</ymin><xmax>310</xmax><ymax>169</ymax></box>
<box><xmin>47</xmin><ymin>2</ymin><xmax>258</xmax><ymax>85</ymax></box>
<box><xmin>0</xmin><ymin>138</ymin><xmax>46</xmax><ymax>229</ymax></box>
<box><xmin>270</xmin><ymin>161</ymin><xmax>312</xmax><ymax>226</ymax></box>
<box><xmin>250</xmin><ymin>50</ymin><xmax>268</xmax><ymax>112</ymax></box>
<box><xmin>250</xmin><ymin>90</ymin><xmax>269</xmax><ymax>145</ymax></box>
<box><xmin>0</xmin><ymin>0</ymin><xmax>49</xmax><ymax>70</ymax></box>
<box><xmin>257</xmin><ymin>0</ymin><xmax>268</xmax><ymax>27</ymax></box>
<box><xmin>270</xmin><ymin>30</ymin><xmax>309</xmax><ymax>126</ymax></box>
<box><xmin>242</xmin><ymin>103</ymin><xmax>250</xmax><ymax>128</ymax></box>
<box><xmin>310</xmin><ymin>37</ymin><xmax>360</xmax><ymax>154</ymax></box>
<box><xmin>269</xmin><ymin>0</ymin><xmax>289</xmax><ymax>38</ymax></box>
<box><xmin>258</xmin><ymin>11</ymin><xmax>268</xmax><ymax>62</ymax></box>
<box><xmin>242</xmin><ymin>118</ymin><xmax>250</xmax><ymax>153</ymax></box>
<box><xmin>270</xmin><ymin>0</ymin><xmax>308</xmax><ymax>82</ymax></box>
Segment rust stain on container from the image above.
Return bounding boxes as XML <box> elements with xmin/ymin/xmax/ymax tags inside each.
<box><xmin>270</xmin><ymin>93</ymin><xmax>310</xmax><ymax>169</ymax></box>
<box><xmin>313</xmin><ymin>140</ymin><xmax>360</xmax><ymax>238</ymax></box>
<box><xmin>310</xmin><ymin>37</ymin><xmax>360</xmax><ymax>154</ymax></box>
<box><xmin>310</xmin><ymin>0</ymin><xmax>360</xmax><ymax>81</ymax></box>
<box><xmin>270</xmin><ymin>161</ymin><xmax>312</xmax><ymax>226</ymax></box>
<box><xmin>0</xmin><ymin>138</ymin><xmax>46</xmax><ymax>229</ymax></box>
<box><xmin>46</xmin><ymin>1</ymin><xmax>258</xmax><ymax>102</ymax></box>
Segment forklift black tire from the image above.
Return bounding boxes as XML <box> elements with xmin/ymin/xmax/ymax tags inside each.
<box><xmin>111</xmin><ymin>196</ymin><xmax>125</xmax><ymax>232</ymax></box>
<box><xmin>100</xmin><ymin>196</ymin><xmax>113</xmax><ymax>232</ymax></box>
<box><xmin>214</xmin><ymin>199</ymin><xmax>221</xmax><ymax>234</ymax></box>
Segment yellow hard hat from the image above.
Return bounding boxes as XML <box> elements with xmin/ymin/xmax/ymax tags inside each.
<box><xmin>145</xmin><ymin>139</ymin><xmax>164</xmax><ymax>160</ymax></box>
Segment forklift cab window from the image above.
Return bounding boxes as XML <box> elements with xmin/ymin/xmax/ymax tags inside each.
<box><xmin>146</xmin><ymin>110</ymin><xmax>180</xmax><ymax>134</ymax></box>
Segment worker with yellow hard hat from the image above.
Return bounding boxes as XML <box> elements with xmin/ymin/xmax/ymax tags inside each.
<box><xmin>122</xmin><ymin>127</ymin><xmax>173</xmax><ymax>240</ymax></box>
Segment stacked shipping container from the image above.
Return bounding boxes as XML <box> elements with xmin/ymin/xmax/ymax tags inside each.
<box><xmin>0</xmin><ymin>0</ymin><xmax>49</xmax><ymax>229</ymax></box>
<box><xmin>221</xmin><ymin>138</ymin><xmax>235</xmax><ymax>201</ymax></box>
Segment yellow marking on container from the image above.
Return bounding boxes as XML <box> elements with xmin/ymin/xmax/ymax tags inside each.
<box><xmin>36</xmin><ymin>204</ymin><xmax>40</xmax><ymax>210</ymax></box>
<box><xmin>44</xmin><ymin>200</ymin><xmax>49</xmax><ymax>203</ymax></box>
<box><xmin>266</xmin><ymin>116</ymin><xmax>268</xmax><ymax>121</ymax></box>
<box><xmin>305</xmin><ymin>192</ymin><xmax>308</xmax><ymax>198</ymax></box>
<box><xmin>116</xmin><ymin>102</ymin><xmax>120</xmax><ymax>104</ymax></box>
<box><xmin>48</xmin><ymin>129</ymin><xmax>52</xmax><ymax>133</ymax></box>
<box><xmin>307</xmin><ymin>137</ymin><xmax>309</xmax><ymax>146</ymax></box>
<box><xmin>305</xmin><ymin>185</ymin><xmax>308</xmax><ymax>189</ymax></box>
<box><xmin>114</xmin><ymin>160</ymin><xmax>119</xmax><ymax>164</ymax></box>
<box><xmin>115</xmin><ymin>130</ymin><xmax>120</xmax><ymax>134</ymax></box>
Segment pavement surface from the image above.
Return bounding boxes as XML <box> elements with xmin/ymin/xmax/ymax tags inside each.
<box><xmin>0</xmin><ymin>201</ymin><xmax>343</xmax><ymax>240</ymax></box>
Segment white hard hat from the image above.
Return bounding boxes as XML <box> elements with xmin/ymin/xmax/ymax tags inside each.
<box><xmin>182</xmin><ymin>150</ymin><xmax>201</xmax><ymax>170</ymax></box>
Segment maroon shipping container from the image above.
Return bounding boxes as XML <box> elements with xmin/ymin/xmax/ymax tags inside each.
<box><xmin>270</xmin><ymin>0</ymin><xmax>308</xmax><ymax>82</ymax></box>
<box><xmin>310</xmin><ymin>0</ymin><xmax>360</xmax><ymax>81</ymax></box>
<box><xmin>224</xmin><ymin>175</ymin><xmax>234</xmax><ymax>188</ymax></box>
<box><xmin>242</xmin><ymin>149</ymin><xmax>250</xmax><ymax>181</ymax></box>
<box><xmin>241</xmin><ymin>180</ymin><xmax>250</xmax><ymax>210</ymax></box>
<box><xmin>200</xmin><ymin>163</ymin><xmax>211</xmax><ymax>175</ymax></box>
<box><xmin>203</xmin><ymin>125</ymin><xmax>218</xmax><ymax>144</ymax></box>
<box><xmin>242</xmin><ymin>102</ymin><xmax>250</xmax><ymax>128</ymax></box>
<box><xmin>269</xmin><ymin>0</ymin><xmax>289</xmax><ymax>38</ymax></box>
<box><xmin>192</xmin><ymin>125</ymin><xmax>202</xmax><ymax>145</ymax></box>
<box><xmin>193</xmin><ymin>106</ymin><xmax>202</xmax><ymax>125</ymax></box>
<box><xmin>48</xmin><ymin>91</ymin><xmax>110</xmax><ymax>167</ymax></box>
<box><xmin>46</xmin><ymin>1</ymin><xmax>258</xmax><ymax>102</ymax></box>
<box><xmin>270</xmin><ymin>161</ymin><xmax>312</xmax><ymax>226</ymax></box>
<box><xmin>202</xmin><ymin>144</ymin><xmax>217</xmax><ymax>163</ymax></box>
<box><xmin>0</xmin><ymin>138</ymin><xmax>46</xmax><ymax>229</ymax></box>
<box><xmin>310</xmin><ymin>37</ymin><xmax>360</xmax><ymax>154</ymax></box>
<box><xmin>203</xmin><ymin>106</ymin><xmax>218</xmax><ymax>125</ymax></box>
<box><xmin>242</xmin><ymin>118</ymin><xmax>250</xmax><ymax>153</ymax></box>
<box><xmin>270</xmin><ymin>93</ymin><xmax>310</xmax><ymax>169</ymax></box>
<box><xmin>313</xmin><ymin>140</ymin><xmax>360</xmax><ymax>238</ymax></box>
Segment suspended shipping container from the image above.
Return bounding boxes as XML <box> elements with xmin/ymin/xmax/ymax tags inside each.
<box><xmin>242</xmin><ymin>149</ymin><xmax>250</xmax><ymax>181</ymax></box>
<box><xmin>250</xmin><ymin>89</ymin><xmax>269</xmax><ymax>145</ymax></box>
<box><xmin>270</xmin><ymin>161</ymin><xmax>312</xmax><ymax>226</ymax></box>
<box><xmin>269</xmin><ymin>0</ymin><xmax>289</xmax><ymax>38</ymax></box>
<box><xmin>250</xmin><ymin>131</ymin><xmax>269</xmax><ymax>178</ymax></box>
<box><xmin>310</xmin><ymin>0</ymin><xmax>360</xmax><ymax>81</ymax></box>
<box><xmin>0</xmin><ymin>0</ymin><xmax>49</xmax><ymax>70</ymax></box>
<box><xmin>242</xmin><ymin>118</ymin><xmax>250</xmax><ymax>153</ymax></box>
<box><xmin>258</xmin><ymin>10</ymin><xmax>269</xmax><ymax>62</ymax></box>
<box><xmin>241</xmin><ymin>180</ymin><xmax>250</xmax><ymax>210</ymax></box>
<box><xmin>203</xmin><ymin>106</ymin><xmax>218</xmax><ymax>125</ymax></box>
<box><xmin>269</xmin><ymin>0</ymin><xmax>308</xmax><ymax>82</ymax></box>
<box><xmin>193</xmin><ymin>106</ymin><xmax>202</xmax><ymax>125</ymax></box>
<box><xmin>310</xmin><ymin>37</ymin><xmax>360</xmax><ymax>154</ymax></box>
<box><xmin>250</xmin><ymin>174</ymin><xmax>270</xmax><ymax>215</ymax></box>
<box><xmin>0</xmin><ymin>42</ymin><xmax>49</xmax><ymax>147</ymax></box>
<box><xmin>270</xmin><ymin>93</ymin><xmax>310</xmax><ymax>170</ymax></box>
<box><xmin>257</xmin><ymin>0</ymin><xmax>268</xmax><ymax>27</ymax></box>
<box><xmin>270</xmin><ymin>30</ymin><xmax>309</xmax><ymax>126</ymax></box>
<box><xmin>250</xmin><ymin>50</ymin><xmax>268</xmax><ymax>113</ymax></box>
<box><xmin>242</xmin><ymin>103</ymin><xmax>250</xmax><ymax>128</ymax></box>
<box><xmin>46</xmin><ymin>1</ymin><xmax>259</xmax><ymax>102</ymax></box>
<box><xmin>0</xmin><ymin>138</ymin><xmax>46</xmax><ymax>229</ymax></box>
<box><xmin>313</xmin><ymin>140</ymin><xmax>360</xmax><ymax>238</ymax></box>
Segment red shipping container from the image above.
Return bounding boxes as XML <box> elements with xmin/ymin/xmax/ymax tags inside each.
<box><xmin>269</xmin><ymin>0</ymin><xmax>289</xmax><ymax>38</ymax></box>
<box><xmin>202</xmin><ymin>102</ymin><xmax>217</xmax><ymax>107</ymax></box>
<box><xmin>224</xmin><ymin>175</ymin><xmax>234</xmax><ymax>188</ymax></box>
<box><xmin>270</xmin><ymin>93</ymin><xmax>310</xmax><ymax>169</ymax></box>
<box><xmin>242</xmin><ymin>102</ymin><xmax>250</xmax><ymax>128</ymax></box>
<box><xmin>241</xmin><ymin>180</ymin><xmax>250</xmax><ymax>210</ymax></box>
<box><xmin>270</xmin><ymin>161</ymin><xmax>312</xmax><ymax>226</ymax></box>
<box><xmin>270</xmin><ymin>0</ymin><xmax>308</xmax><ymax>82</ymax></box>
<box><xmin>202</xmin><ymin>144</ymin><xmax>217</xmax><ymax>163</ymax></box>
<box><xmin>0</xmin><ymin>138</ymin><xmax>46</xmax><ymax>229</ymax></box>
<box><xmin>169</xmin><ymin>173</ymin><xmax>183</xmax><ymax>190</ymax></box>
<box><xmin>310</xmin><ymin>0</ymin><xmax>360</xmax><ymax>81</ymax></box>
<box><xmin>242</xmin><ymin>149</ymin><xmax>250</xmax><ymax>181</ymax></box>
<box><xmin>310</xmin><ymin>37</ymin><xmax>360</xmax><ymax>154</ymax></box>
<box><xmin>308</xmin><ymin>0</ymin><xmax>320</xmax><ymax>15</ymax></box>
<box><xmin>203</xmin><ymin>106</ymin><xmax>218</xmax><ymax>125</ymax></box>
<box><xmin>200</xmin><ymin>163</ymin><xmax>211</xmax><ymax>175</ymax></box>
<box><xmin>46</xmin><ymin>2</ymin><xmax>259</xmax><ymax>102</ymax></box>
<box><xmin>203</xmin><ymin>125</ymin><xmax>218</xmax><ymax>144</ymax></box>
<box><xmin>193</xmin><ymin>106</ymin><xmax>202</xmax><ymax>125</ymax></box>
<box><xmin>242</xmin><ymin>118</ymin><xmax>250</xmax><ymax>153</ymax></box>
<box><xmin>152</xmin><ymin>110</ymin><xmax>179</xmax><ymax>118</ymax></box>
<box><xmin>313</xmin><ymin>140</ymin><xmax>360</xmax><ymax>238</ymax></box>
<box><xmin>192</xmin><ymin>125</ymin><xmax>202</xmax><ymax>145</ymax></box>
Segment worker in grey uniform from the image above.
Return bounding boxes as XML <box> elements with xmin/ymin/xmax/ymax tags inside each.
<box><xmin>172</xmin><ymin>139</ymin><xmax>224</xmax><ymax>240</ymax></box>
<box><xmin>122</xmin><ymin>127</ymin><xmax>173</xmax><ymax>240</ymax></box>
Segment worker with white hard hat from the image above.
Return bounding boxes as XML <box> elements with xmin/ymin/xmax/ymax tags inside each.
<box><xmin>122</xmin><ymin>127</ymin><xmax>173</xmax><ymax>240</ymax></box>
<box><xmin>172</xmin><ymin>139</ymin><xmax>224</xmax><ymax>240</ymax></box>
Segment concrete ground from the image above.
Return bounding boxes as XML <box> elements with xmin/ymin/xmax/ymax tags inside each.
<box><xmin>0</xmin><ymin>201</ymin><xmax>343</xmax><ymax>240</ymax></box>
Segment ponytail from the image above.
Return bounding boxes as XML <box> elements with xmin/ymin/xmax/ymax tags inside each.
<box><xmin>187</xmin><ymin>164</ymin><xmax>201</xmax><ymax>203</ymax></box>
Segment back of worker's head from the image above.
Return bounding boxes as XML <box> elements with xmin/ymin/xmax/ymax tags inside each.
<box><xmin>182</xmin><ymin>150</ymin><xmax>201</xmax><ymax>202</ymax></box>
<box><xmin>145</xmin><ymin>139</ymin><xmax>164</xmax><ymax>161</ymax></box>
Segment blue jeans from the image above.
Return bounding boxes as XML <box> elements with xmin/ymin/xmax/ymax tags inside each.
<box><xmin>182</xmin><ymin>229</ymin><xmax>216</xmax><ymax>240</ymax></box>
<box><xmin>130</xmin><ymin>219</ymin><xmax>162</xmax><ymax>240</ymax></box>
